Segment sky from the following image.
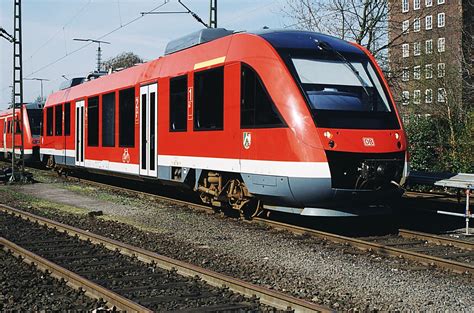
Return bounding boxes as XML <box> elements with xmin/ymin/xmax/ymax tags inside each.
<box><xmin>0</xmin><ymin>0</ymin><xmax>290</xmax><ymax>110</ymax></box>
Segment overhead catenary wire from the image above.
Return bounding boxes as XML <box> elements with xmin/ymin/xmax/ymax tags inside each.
<box><xmin>27</xmin><ymin>0</ymin><xmax>92</xmax><ymax>61</ymax></box>
<box><xmin>25</xmin><ymin>0</ymin><xmax>170</xmax><ymax>79</ymax></box>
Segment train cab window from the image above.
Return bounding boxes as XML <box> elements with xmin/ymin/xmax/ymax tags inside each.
<box><xmin>64</xmin><ymin>103</ymin><xmax>71</xmax><ymax>136</ymax></box>
<box><xmin>169</xmin><ymin>75</ymin><xmax>187</xmax><ymax>132</ymax></box>
<box><xmin>27</xmin><ymin>109</ymin><xmax>42</xmax><ymax>136</ymax></box>
<box><xmin>119</xmin><ymin>87</ymin><xmax>135</xmax><ymax>147</ymax></box>
<box><xmin>194</xmin><ymin>66</ymin><xmax>224</xmax><ymax>131</ymax></box>
<box><xmin>7</xmin><ymin>121</ymin><xmax>11</xmax><ymax>134</ymax></box>
<box><xmin>87</xmin><ymin>96</ymin><xmax>99</xmax><ymax>146</ymax></box>
<box><xmin>15</xmin><ymin>120</ymin><xmax>21</xmax><ymax>133</ymax></box>
<box><xmin>102</xmin><ymin>92</ymin><xmax>115</xmax><ymax>147</ymax></box>
<box><xmin>241</xmin><ymin>64</ymin><xmax>285</xmax><ymax>128</ymax></box>
<box><xmin>55</xmin><ymin>104</ymin><xmax>63</xmax><ymax>136</ymax></box>
<box><xmin>46</xmin><ymin>107</ymin><xmax>53</xmax><ymax>136</ymax></box>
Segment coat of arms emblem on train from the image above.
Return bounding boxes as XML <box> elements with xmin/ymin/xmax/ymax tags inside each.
<box><xmin>243</xmin><ymin>132</ymin><xmax>251</xmax><ymax>149</ymax></box>
<box><xmin>122</xmin><ymin>149</ymin><xmax>130</xmax><ymax>163</ymax></box>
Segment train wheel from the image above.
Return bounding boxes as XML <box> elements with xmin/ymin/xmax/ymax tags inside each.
<box><xmin>241</xmin><ymin>199</ymin><xmax>261</xmax><ymax>219</ymax></box>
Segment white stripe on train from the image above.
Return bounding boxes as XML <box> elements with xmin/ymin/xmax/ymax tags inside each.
<box><xmin>40</xmin><ymin>148</ymin><xmax>331</xmax><ymax>178</ymax></box>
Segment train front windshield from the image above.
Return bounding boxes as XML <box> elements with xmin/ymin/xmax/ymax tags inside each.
<box><xmin>27</xmin><ymin>109</ymin><xmax>42</xmax><ymax>136</ymax></box>
<box><xmin>289</xmin><ymin>56</ymin><xmax>400</xmax><ymax>130</ymax></box>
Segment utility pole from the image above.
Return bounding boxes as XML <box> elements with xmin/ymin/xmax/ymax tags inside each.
<box><xmin>209</xmin><ymin>0</ymin><xmax>217</xmax><ymax>28</ymax></box>
<box><xmin>73</xmin><ymin>38</ymin><xmax>110</xmax><ymax>71</ymax></box>
<box><xmin>24</xmin><ymin>77</ymin><xmax>49</xmax><ymax>102</ymax></box>
<box><xmin>10</xmin><ymin>0</ymin><xmax>25</xmax><ymax>182</ymax></box>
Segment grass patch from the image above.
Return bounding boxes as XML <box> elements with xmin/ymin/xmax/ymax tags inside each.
<box><xmin>98</xmin><ymin>214</ymin><xmax>166</xmax><ymax>234</ymax></box>
<box><xmin>0</xmin><ymin>187</ymin><xmax>89</xmax><ymax>216</ymax></box>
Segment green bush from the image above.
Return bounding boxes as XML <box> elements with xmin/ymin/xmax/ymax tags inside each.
<box><xmin>405</xmin><ymin>115</ymin><xmax>473</xmax><ymax>173</ymax></box>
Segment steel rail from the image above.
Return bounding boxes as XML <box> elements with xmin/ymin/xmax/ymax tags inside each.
<box><xmin>252</xmin><ymin>218</ymin><xmax>474</xmax><ymax>275</ymax></box>
<box><xmin>0</xmin><ymin>237</ymin><xmax>151</xmax><ymax>312</ymax></box>
<box><xmin>399</xmin><ymin>229</ymin><xmax>474</xmax><ymax>251</ymax></box>
<box><xmin>0</xmin><ymin>204</ymin><xmax>330</xmax><ymax>313</ymax></box>
<box><xmin>50</xmin><ymin>174</ymin><xmax>474</xmax><ymax>274</ymax></box>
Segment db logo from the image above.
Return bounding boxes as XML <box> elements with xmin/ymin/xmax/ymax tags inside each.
<box><xmin>362</xmin><ymin>137</ymin><xmax>375</xmax><ymax>147</ymax></box>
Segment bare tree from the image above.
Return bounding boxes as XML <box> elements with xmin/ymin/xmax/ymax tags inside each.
<box><xmin>282</xmin><ymin>0</ymin><xmax>401</xmax><ymax>59</ymax></box>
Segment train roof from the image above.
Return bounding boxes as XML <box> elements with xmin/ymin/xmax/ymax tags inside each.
<box><xmin>165</xmin><ymin>28</ymin><xmax>235</xmax><ymax>55</ymax></box>
<box><xmin>253</xmin><ymin>29</ymin><xmax>364</xmax><ymax>55</ymax></box>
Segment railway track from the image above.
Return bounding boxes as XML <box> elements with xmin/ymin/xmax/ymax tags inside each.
<box><xmin>0</xmin><ymin>204</ymin><xmax>329</xmax><ymax>313</ymax></box>
<box><xmin>3</xmin><ymin>164</ymin><xmax>473</xmax><ymax>275</ymax></box>
<box><xmin>57</xmin><ymin>173</ymin><xmax>474</xmax><ymax>275</ymax></box>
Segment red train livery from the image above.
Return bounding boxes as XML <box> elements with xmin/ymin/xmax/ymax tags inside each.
<box><xmin>1</xmin><ymin>102</ymin><xmax>42</xmax><ymax>162</ymax></box>
<box><xmin>41</xmin><ymin>29</ymin><xmax>409</xmax><ymax>216</ymax></box>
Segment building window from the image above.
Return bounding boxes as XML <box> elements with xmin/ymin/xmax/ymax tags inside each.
<box><xmin>102</xmin><ymin>92</ymin><xmax>115</xmax><ymax>147</ymax></box>
<box><xmin>64</xmin><ymin>102</ymin><xmax>71</xmax><ymax>136</ymax></box>
<box><xmin>169</xmin><ymin>75</ymin><xmax>188</xmax><ymax>132</ymax></box>
<box><xmin>414</xmin><ymin>42</ymin><xmax>421</xmax><ymax>56</ymax></box>
<box><xmin>414</xmin><ymin>90</ymin><xmax>421</xmax><ymax>104</ymax></box>
<box><xmin>402</xmin><ymin>68</ymin><xmax>410</xmax><ymax>81</ymax></box>
<box><xmin>426</xmin><ymin>0</ymin><xmax>432</xmax><ymax>6</ymax></box>
<box><xmin>414</xmin><ymin>65</ymin><xmax>421</xmax><ymax>80</ymax></box>
<box><xmin>425</xmin><ymin>89</ymin><xmax>432</xmax><ymax>103</ymax></box>
<box><xmin>425</xmin><ymin>15</ymin><xmax>432</xmax><ymax>30</ymax></box>
<box><xmin>437</xmin><ymin>13</ymin><xmax>445</xmax><ymax>27</ymax></box>
<box><xmin>413</xmin><ymin>18</ymin><xmax>420</xmax><ymax>32</ymax></box>
<box><xmin>425</xmin><ymin>39</ymin><xmax>433</xmax><ymax>54</ymax></box>
<box><xmin>402</xmin><ymin>91</ymin><xmax>410</xmax><ymax>105</ymax></box>
<box><xmin>54</xmin><ymin>104</ymin><xmax>62</xmax><ymax>136</ymax></box>
<box><xmin>438</xmin><ymin>63</ymin><xmax>445</xmax><ymax>77</ymax></box>
<box><xmin>46</xmin><ymin>107</ymin><xmax>53</xmax><ymax>136</ymax></box>
<box><xmin>402</xmin><ymin>20</ymin><xmax>409</xmax><ymax>33</ymax></box>
<box><xmin>437</xmin><ymin>37</ymin><xmax>445</xmax><ymax>52</ymax></box>
<box><xmin>402</xmin><ymin>0</ymin><xmax>409</xmax><ymax>12</ymax></box>
<box><xmin>414</xmin><ymin>0</ymin><xmax>420</xmax><ymax>10</ymax></box>
<box><xmin>438</xmin><ymin>0</ymin><xmax>445</xmax><ymax>4</ymax></box>
<box><xmin>119</xmin><ymin>87</ymin><xmax>135</xmax><ymax>147</ymax></box>
<box><xmin>437</xmin><ymin>88</ymin><xmax>446</xmax><ymax>102</ymax></box>
<box><xmin>194</xmin><ymin>66</ymin><xmax>224</xmax><ymax>131</ymax></box>
<box><xmin>425</xmin><ymin>64</ymin><xmax>433</xmax><ymax>79</ymax></box>
<box><xmin>402</xmin><ymin>43</ymin><xmax>409</xmax><ymax>57</ymax></box>
<box><xmin>241</xmin><ymin>64</ymin><xmax>285</xmax><ymax>128</ymax></box>
<box><xmin>87</xmin><ymin>96</ymin><xmax>99</xmax><ymax>147</ymax></box>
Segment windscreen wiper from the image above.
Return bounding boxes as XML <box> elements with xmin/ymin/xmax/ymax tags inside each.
<box><xmin>315</xmin><ymin>40</ymin><xmax>370</xmax><ymax>98</ymax></box>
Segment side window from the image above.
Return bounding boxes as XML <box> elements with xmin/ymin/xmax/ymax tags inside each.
<box><xmin>169</xmin><ymin>75</ymin><xmax>187</xmax><ymax>132</ymax></box>
<box><xmin>7</xmin><ymin>120</ymin><xmax>11</xmax><ymax>134</ymax></box>
<box><xmin>64</xmin><ymin>103</ymin><xmax>71</xmax><ymax>136</ymax></box>
<box><xmin>46</xmin><ymin>107</ymin><xmax>53</xmax><ymax>136</ymax></box>
<box><xmin>119</xmin><ymin>87</ymin><xmax>135</xmax><ymax>147</ymax></box>
<box><xmin>241</xmin><ymin>64</ymin><xmax>285</xmax><ymax>128</ymax></box>
<box><xmin>87</xmin><ymin>96</ymin><xmax>99</xmax><ymax>147</ymax></box>
<box><xmin>55</xmin><ymin>104</ymin><xmax>63</xmax><ymax>136</ymax></box>
<box><xmin>194</xmin><ymin>66</ymin><xmax>224</xmax><ymax>131</ymax></box>
<box><xmin>102</xmin><ymin>92</ymin><xmax>115</xmax><ymax>147</ymax></box>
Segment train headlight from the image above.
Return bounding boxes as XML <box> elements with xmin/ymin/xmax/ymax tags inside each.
<box><xmin>323</xmin><ymin>131</ymin><xmax>333</xmax><ymax>139</ymax></box>
<box><xmin>395</xmin><ymin>132</ymin><xmax>400</xmax><ymax>140</ymax></box>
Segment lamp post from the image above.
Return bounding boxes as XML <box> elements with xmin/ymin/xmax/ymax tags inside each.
<box><xmin>73</xmin><ymin>38</ymin><xmax>111</xmax><ymax>71</ymax></box>
<box><xmin>24</xmin><ymin>77</ymin><xmax>49</xmax><ymax>101</ymax></box>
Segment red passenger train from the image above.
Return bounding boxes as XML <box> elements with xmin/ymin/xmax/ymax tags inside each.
<box><xmin>41</xmin><ymin>29</ymin><xmax>409</xmax><ymax>216</ymax></box>
<box><xmin>1</xmin><ymin>102</ymin><xmax>42</xmax><ymax>162</ymax></box>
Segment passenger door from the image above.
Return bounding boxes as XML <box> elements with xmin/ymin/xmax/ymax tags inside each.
<box><xmin>75</xmin><ymin>100</ymin><xmax>85</xmax><ymax>166</ymax></box>
<box><xmin>139</xmin><ymin>84</ymin><xmax>158</xmax><ymax>177</ymax></box>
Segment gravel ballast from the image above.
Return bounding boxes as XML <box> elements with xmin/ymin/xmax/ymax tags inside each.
<box><xmin>0</xmin><ymin>248</ymin><xmax>105</xmax><ymax>311</ymax></box>
<box><xmin>2</xmin><ymin>181</ymin><xmax>473</xmax><ymax>311</ymax></box>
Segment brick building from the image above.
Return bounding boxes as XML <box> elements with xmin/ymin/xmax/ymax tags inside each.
<box><xmin>388</xmin><ymin>0</ymin><xmax>472</xmax><ymax>119</ymax></box>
